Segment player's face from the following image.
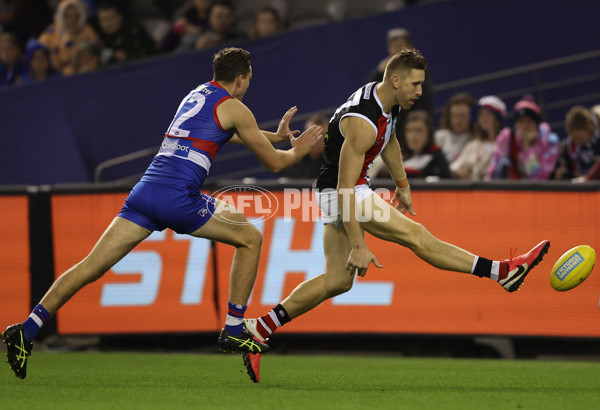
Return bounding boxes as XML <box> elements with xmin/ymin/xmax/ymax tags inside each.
<box><xmin>396</xmin><ymin>69</ymin><xmax>424</xmax><ymax>110</ymax></box>
<box><xmin>233</xmin><ymin>66</ymin><xmax>252</xmax><ymax>100</ymax></box>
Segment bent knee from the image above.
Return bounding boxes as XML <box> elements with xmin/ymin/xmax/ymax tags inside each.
<box><xmin>238</xmin><ymin>224</ymin><xmax>263</xmax><ymax>249</ymax></box>
<box><xmin>324</xmin><ymin>274</ymin><xmax>354</xmax><ymax>297</ymax></box>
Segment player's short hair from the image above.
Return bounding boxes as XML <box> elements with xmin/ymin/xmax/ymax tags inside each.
<box><xmin>384</xmin><ymin>48</ymin><xmax>427</xmax><ymax>80</ymax></box>
<box><xmin>565</xmin><ymin>106</ymin><xmax>594</xmax><ymax>134</ymax></box>
<box><xmin>213</xmin><ymin>47</ymin><xmax>251</xmax><ymax>83</ymax></box>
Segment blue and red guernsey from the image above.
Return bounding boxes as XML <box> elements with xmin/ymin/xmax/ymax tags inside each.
<box><xmin>314</xmin><ymin>82</ymin><xmax>400</xmax><ymax>189</ymax></box>
<box><xmin>141</xmin><ymin>81</ymin><xmax>234</xmax><ymax>186</ymax></box>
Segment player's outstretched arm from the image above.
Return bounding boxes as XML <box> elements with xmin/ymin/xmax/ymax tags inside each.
<box><xmin>218</xmin><ymin>99</ymin><xmax>322</xmax><ymax>172</ymax></box>
<box><xmin>380</xmin><ymin>131</ymin><xmax>415</xmax><ymax>215</ymax></box>
<box><xmin>229</xmin><ymin>106</ymin><xmax>301</xmax><ymax>145</ymax></box>
<box><xmin>337</xmin><ymin>117</ymin><xmax>383</xmax><ymax>277</ymax></box>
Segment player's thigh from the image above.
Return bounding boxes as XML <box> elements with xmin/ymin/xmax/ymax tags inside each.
<box><xmin>83</xmin><ymin>216</ymin><xmax>152</xmax><ymax>272</ymax></box>
<box><xmin>322</xmin><ymin>222</ymin><xmax>355</xmax><ymax>289</ymax></box>
<box><xmin>188</xmin><ymin>198</ymin><xmax>261</xmax><ymax>247</ymax></box>
<box><xmin>358</xmin><ymin>193</ymin><xmax>423</xmax><ymax>246</ymax></box>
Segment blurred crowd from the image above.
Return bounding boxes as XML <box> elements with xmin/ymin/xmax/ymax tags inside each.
<box><xmin>282</xmin><ymin>27</ymin><xmax>600</xmax><ymax>184</ymax></box>
<box><xmin>0</xmin><ymin>0</ymin><xmax>314</xmax><ymax>84</ymax></box>
<box><xmin>1</xmin><ymin>1</ymin><xmax>598</xmax><ymax>184</ymax></box>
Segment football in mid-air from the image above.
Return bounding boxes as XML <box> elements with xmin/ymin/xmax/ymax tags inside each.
<box><xmin>550</xmin><ymin>245</ymin><xmax>596</xmax><ymax>291</ymax></box>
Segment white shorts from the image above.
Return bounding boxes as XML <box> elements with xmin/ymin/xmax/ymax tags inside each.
<box><xmin>315</xmin><ymin>184</ymin><xmax>375</xmax><ymax>224</ymax></box>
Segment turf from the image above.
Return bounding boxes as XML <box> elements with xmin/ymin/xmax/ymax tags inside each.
<box><xmin>1</xmin><ymin>352</ymin><xmax>599</xmax><ymax>410</ymax></box>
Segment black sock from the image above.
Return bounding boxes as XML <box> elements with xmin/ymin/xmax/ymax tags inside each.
<box><xmin>273</xmin><ymin>304</ymin><xmax>291</xmax><ymax>325</ymax></box>
<box><xmin>472</xmin><ymin>257</ymin><xmax>493</xmax><ymax>278</ymax></box>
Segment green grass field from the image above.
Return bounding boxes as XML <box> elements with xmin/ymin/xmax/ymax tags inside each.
<box><xmin>1</xmin><ymin>352</ymin><xmax>599</xmax><ymax>410</ymax></box>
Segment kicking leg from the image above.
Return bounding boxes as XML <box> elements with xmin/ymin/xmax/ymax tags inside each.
<box><xmin>359</xmin><ymin>193</ymin><xmax>549</xmax><ymax>291</ymax></box>
<box><xmin>360</xmin><ymin>193</ymin><xmax>475</xmax><ymax>272</ymax></box>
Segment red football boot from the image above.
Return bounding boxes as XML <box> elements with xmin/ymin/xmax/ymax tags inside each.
<box><xmin>243</xmin><ymin>353</ymin><xmax>261</xmax><ymax>383</ymax></box>
<box><xmin>499</xmin><ymin>240</ymin><xmax>550</xmax><ymax>292</ymax></box>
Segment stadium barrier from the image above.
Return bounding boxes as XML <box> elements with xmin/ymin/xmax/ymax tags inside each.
<box><xmin>2</xmin><ymin>181</ymin><xmax>600</xmax><ymax>339</ymax></box>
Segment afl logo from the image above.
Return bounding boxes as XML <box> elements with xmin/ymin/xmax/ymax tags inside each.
<box><xmin>210</xmin><ymin>185</ymin><xmax>279</xmax><ymax>225</ymax></box>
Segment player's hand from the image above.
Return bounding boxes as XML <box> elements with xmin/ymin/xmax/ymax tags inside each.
<box><xmin>391</xmin><ymin>186</ymin><xmax>416</xmax><ymax>216</ymax></box>
<box><xmin>290</xmin><ymin>124</ymin><xmax>324</xmax><ymax>156</ymax></box>
<box><xmin>275</xmin><ymin>106</ymin><xmax>301</xmax><ymax>143</ymax></box>
<box><xmin>346</xmin><ymin>246</ymin><xmax>383</xmax><ymax>277</ymax></box>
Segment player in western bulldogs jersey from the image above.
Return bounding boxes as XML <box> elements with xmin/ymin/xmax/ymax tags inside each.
<box><xmin>243</xmin><ymin>50</ymin><xmax>550</xmax><ymax>376</ymax></box>
<box><xmin>2</xmin><ymin>47</ymin><xmax>323</xmax><ymax>379</ymax></box>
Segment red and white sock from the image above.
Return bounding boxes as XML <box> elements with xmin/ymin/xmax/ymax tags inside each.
<box><xmin>256</xmin><ymin>304</ymin><xmax>291</xmax><ymax>340</ymax></box>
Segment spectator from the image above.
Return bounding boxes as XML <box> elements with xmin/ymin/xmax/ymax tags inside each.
<box><xmin>450</xmin><ymin>95</ymin><xmax>506</xmax><ymax>180</ymax></box>
<box><xmin>72</xmin><ymin>40</ymin><xmax>102</xmax><ymax>74</ymax></box>
<box><xmin>249</xmin><ymin>6</ymin><xmax>283</xmax><ymax>39</ymax></box>
<box><xmin>19</xmin><ymin>39</ymin><xmax>60</xmax><ymax>83</ymax></box>
<box><xmin>435</xmin><ymin>91</ymin><xmax>476</xmax><ymax>163</ymax></box>
<box><xmin>0</xmin><ymin>31</ymin><xmax>26</xmax><ymax>86</ymax></box>
<box><xmin>486</xmin><ymin>95</ymin><xmax>559</xmax><ymax>180</ymax></box>
<box><xmin>160</xmin><ymin>0</ymin><xmax>213</xmax><ymax>52</ymax></box>
<box><xmin>0</xmin><ymin>0</ymin><xmax>53</xmax><ymax>46</ymax></box>
<box><xmin>279</xmin><ymin>114</ymin><xmax>327</xmax><ymax>180</ymax></box>
<box><xmin>38</xmin><ymin>0</ymin><xmax>98</xmax><ymax>75</ymax></box>
<box><xmin>96</xmin><ymin>1</ymin><xmax>157</xmax><ymax>66</ymax></box>
<box><xmin>188</xmin><ymin>1</ymin><xmax>245</xmax><ymax>51</ymax></box>
<box><xmin>402</xmin><ymin>110</ymin><xmax>451</xmax><ymax>180</ymax></box>
<box><xmin>592</xmin><ymin>104</ymin><xmax>600</xmax><ymax>123</ymax></box>
<box><xmin>368</xmin><ymin>28</ymin><xmax>434</xmax><ymax>141</ymax></box>
<box><xmin>552</xmin><ymin>105</ymin><xmax>600</xmax><ymax>181</ymax></box>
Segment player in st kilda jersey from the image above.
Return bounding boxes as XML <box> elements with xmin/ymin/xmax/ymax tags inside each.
<box><xmin>315</xmin><ymin>82</ymin><xmax>400</xmax><ymax>190</ymax></box>
<box><xmin>244</xmin><ymin>50</ymin><xmax>550</xmax><ymax>371</ymax></box>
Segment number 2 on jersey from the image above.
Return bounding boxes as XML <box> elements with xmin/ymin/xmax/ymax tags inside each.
<box><xmin>167</xmin><ymin>91</ymin><xmax>207</xmax><ymax>137</ymax></box>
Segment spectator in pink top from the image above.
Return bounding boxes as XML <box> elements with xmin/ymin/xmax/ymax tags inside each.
<box><xmin>486</xmin><ymin>95</ymin><xmax>559</xmax><ymax>180</ymax></box>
